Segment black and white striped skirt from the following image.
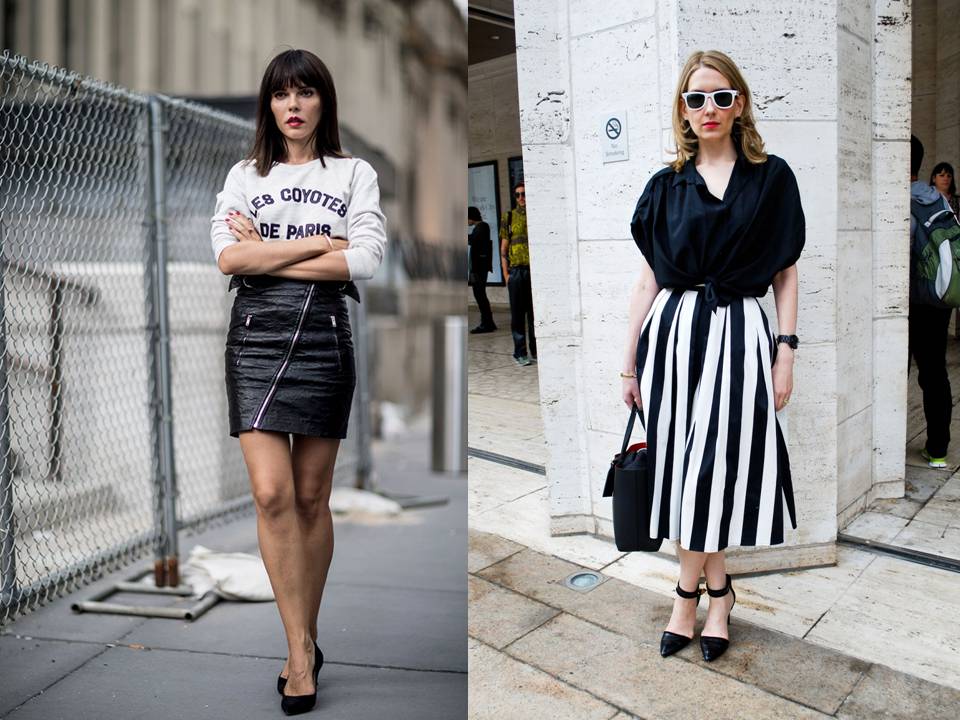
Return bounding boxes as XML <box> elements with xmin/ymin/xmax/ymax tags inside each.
<box><xmin>637</xmin><ymin>287</ymin><xmax>798</xmax><ymax>553</ymax></box>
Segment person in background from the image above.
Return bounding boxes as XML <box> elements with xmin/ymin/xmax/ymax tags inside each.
<box><xmin>500</xmin><ymin>182</ymin><xmax>537</xmax><ymax>366</ymax></box>
<box><xmin>468</xmin><ymin>206</ymin><xmax>496</xmax><ymax>333</ymax></box>
<box><xmin>909</xmin><ymin>136</ymin><xmax>953</xmax><ymax>468</ymax></box>
<box><xmin>930</xmin><ymin>161</ymin><xmax>959</xmax><ymax>217</ymax></box>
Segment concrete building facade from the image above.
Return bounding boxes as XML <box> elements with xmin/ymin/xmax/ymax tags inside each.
<box><xmin>1</xmin><ymin>0</ymin><xmax>467</xmax><ymax>271</ymax></box>
<box><xmin>3</xmin><ymin>0</ymin><xmax>468</xmax><ymax>416</ymax></box>
<box><xmin>484</xmin><ymin>0</ymin><xmax>955</xmax><ymax>573</ymax></box>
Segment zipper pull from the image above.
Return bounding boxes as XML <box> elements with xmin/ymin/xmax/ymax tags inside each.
<box><xmin>330</xmin><ymin>315</ymin><xmax>337</xmax><ymax>327</ymax></box>
<box><xmin>245</xmin><ymin>314</ymin><xmax>252</xmax><ymax>327</ymax></box>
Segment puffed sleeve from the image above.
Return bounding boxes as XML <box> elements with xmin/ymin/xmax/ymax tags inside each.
<box><xmin>768</xmin><ymin>157</ymin><xmax>805</xmax><ymax>271</ymax></box>
<box><xmin>630</xmin><ymin>172</ymin><xmax>659</xmax><ymax>269</ymax></box>
<box><xmin>342</xmin><ymin>159</ymin><xmax>388</xmax><ymax>281</ymax></box>
<box><xmin>209</xmin><ymin>160</ymin><xmax>248</xmax><ymax>266</ymax></box>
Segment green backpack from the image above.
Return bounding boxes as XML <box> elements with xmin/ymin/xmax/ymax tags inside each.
<box><xmin>911</xmin><ymin>200</ymin><xmax>960</xmax><ymax>308</ymax></box>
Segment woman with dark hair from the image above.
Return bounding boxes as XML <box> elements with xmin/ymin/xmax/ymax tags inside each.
<box><xmin>468</xmin><ymin>205</ymin><xmax>496</xmax><ymax>333</ymax></box>
<box><xmin>209</xmin><ymin>48</ymin><xmax>386</xmax><ymax>716</ymax></box>
<box><xmin>623</xmin><ymin>49</ymin><xmax>804</xmax><ymax>662</ymax></box>
<box><xmin>930</xmin><ymin>161</ymin><xmax>959</xmax><ymax>216</ymax></box>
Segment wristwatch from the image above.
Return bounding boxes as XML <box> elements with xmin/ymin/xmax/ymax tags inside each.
<box><xmin>775</xmin><ymin>334</ymin><xmax>799</xmax><ymax>350</ymax></box>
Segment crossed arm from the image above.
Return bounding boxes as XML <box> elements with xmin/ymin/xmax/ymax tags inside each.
<box><xmin>215</xmin><ymin>211</ymin><xmax>351</xmax><ymax>281</ymax></box>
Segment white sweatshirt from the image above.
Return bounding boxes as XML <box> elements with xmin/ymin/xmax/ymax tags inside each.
<box><xmin>209</xmin><ymin>156</ymin><xmax>387</xmax><ymax>280</ymax></box>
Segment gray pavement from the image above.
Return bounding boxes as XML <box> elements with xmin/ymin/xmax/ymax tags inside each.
<box><xmin>469</xmin><ymin>530</ymin><xmax>960</xmax><ymax>720</ymax></box>
<box><xmin>0</xmin><ymin>428</ymin><xmax>466</xmax><ymax>719</ymax></box>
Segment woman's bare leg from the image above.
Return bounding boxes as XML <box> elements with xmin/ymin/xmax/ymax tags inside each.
<box><xmin>293</xmin><ymin>436</ymin><xmax>340</xmax><ymax>643</ymax></box>
<box><xmin>702</xmin><ymin>551</ymin><xmax>734</xmax><ymax>639</ymax></box>
<box><xmin>665</xmin><ymin>544</ymin><xmax>707</xmax><ymax>637</ymax></box>
<box><xmin>239</xmin><ymin>429</ymin><xmax>316</xmax><ymax>696</ymax></box>
<box><xmin>278</xmin><ymin>435</ymin><xmax>340</xmax><ymax>683</ymax></box>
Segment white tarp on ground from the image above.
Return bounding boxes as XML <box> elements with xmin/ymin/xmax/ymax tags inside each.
<box><xmin>181</xmin><ymin>544</ymin><xmax>274</xmax><ymax>601</ymax></box>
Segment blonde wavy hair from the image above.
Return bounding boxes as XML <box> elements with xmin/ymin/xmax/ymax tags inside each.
<box><xmin>669</xmin><ymin>50</ymin><xmax>767</xmax><ymax>172</ymax></box>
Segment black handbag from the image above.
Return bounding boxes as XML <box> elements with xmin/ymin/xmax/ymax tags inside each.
<box><xmin>602</xmin><ymin>403</ymin><xmax>663</xmax><ymax>552</ymax></box>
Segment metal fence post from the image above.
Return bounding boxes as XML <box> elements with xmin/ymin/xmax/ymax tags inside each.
<box><xmin>0</xmin><ymin>220</ymin><xmax>19</xmax><ymax>612</ymax></box>
<box><xmin>353</xmin><ymin>283</ymin><xmax>373</xmax><ymax>489</ymax></box>
<box><xmin>147</xmin><ymin>95</ymin><xmax>180</xmax><ymax>586</ymax></box>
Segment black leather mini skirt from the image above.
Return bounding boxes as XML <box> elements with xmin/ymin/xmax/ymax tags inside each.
<box><xmin>224</xmin><ymin>275</ymin><xmax>357</xmax><ymax>438</ymax></box>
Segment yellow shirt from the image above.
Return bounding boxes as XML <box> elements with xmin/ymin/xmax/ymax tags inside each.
<box><xmin>499</xmin><ymin>207</ymin><xmax>529</xmax><ymax>267</ymax></box>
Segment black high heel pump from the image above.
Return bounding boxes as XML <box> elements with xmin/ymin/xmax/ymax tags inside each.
<box><xmin>280</xmin><ymin>640</ymin><xmax>323</xmax><ymax>716</ymax></box>
<box><xmin>660</xmin><ymin>582</ymin><xmax>704</xmax><ymax>657</ymax></box>
<box><xmin>277</xmin><ymin>642</ymin><xmax>324</xmax><ymax>694</ymax></box>
<box><xmin>700</xmin><ymin>573</ymin><xmax>736</xmax><ymax>662</ymax></box>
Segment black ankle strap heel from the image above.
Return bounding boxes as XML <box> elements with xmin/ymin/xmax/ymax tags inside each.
<box><xmin>700</xmin><ymin>574</ymin><xmax>736</xmax><ymax>662</ymax></box>
<box><xmin>660</xmin><ymin>582</ymin><xmax>704</xmax><ymax>658</ymax></box>
<box><xmin>675</xmin><ymin>583</ymin><xmax>704</xmax><ymax>601</ymax></box>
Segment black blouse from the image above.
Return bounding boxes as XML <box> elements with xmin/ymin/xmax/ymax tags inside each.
<box><xmin>630</xmin><ymin>141</ymin><xmax>805</xmax><ymax>311</ymax></box>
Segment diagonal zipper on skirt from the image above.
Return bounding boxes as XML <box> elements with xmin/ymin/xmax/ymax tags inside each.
<box><xmin>252</xmin><ymin>283</ymin><xmax>316</xmax><ymax>429</ymax></box>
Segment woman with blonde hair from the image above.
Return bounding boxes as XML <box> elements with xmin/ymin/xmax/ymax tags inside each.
<box><xmin>621</xmin><ymin>50</ymin><xmax>804</xmax><ymax>661</ymax></box>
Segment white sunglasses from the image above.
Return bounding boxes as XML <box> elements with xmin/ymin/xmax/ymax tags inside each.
<box><xmin>681</xmin><ymin>89</ymin><xmax>740</xmax><ymax>110</ymax></box>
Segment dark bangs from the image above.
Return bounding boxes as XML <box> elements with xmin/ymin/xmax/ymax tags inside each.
<box><xmin>246</xmin><ymin>49</ymin><xmax>347</xmax><ymax>176</ymax></box>
<box><xmin>930</xmin><ymin>162</ymin><xmax>957</xmax><ymax>197</ymax></box>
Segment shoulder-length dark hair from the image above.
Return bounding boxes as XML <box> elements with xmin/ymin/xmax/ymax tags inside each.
<box><xmin>930</xmin><ymin>162</ymin><xmax>957</xmax><ymax>198</ymax></box>
<box><xmin>246</xmin><ymin>49</ymin><xmax>348</xmax><ymax>177</ymax></box>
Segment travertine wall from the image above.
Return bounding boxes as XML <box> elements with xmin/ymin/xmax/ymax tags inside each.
<box><xmin>913</xmin><ymin>0</ymin><xmax>960</xmax><ymax>188</ymax></box>
<box><xmin>867</xmin><ymin>1</ymin><xmax>912</xmax><ymax>514</ymax></box>
<box><xmin>513</xmin><ymin>0</ymin><xmax>912</xmax><ymax>571</ymax></box>
<box><xmin>935</xmin><ymin>0</ymin><xmax>960</xmax><ymax>176</ymax></box>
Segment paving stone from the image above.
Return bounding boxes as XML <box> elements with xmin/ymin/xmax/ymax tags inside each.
<box><xmin>4</xmin><ymin>644</ymin><xmax>466</xmax><ymax>720</ymax></box>
<box><xmin>469</xmin><ymin>575</ymin><xmax>559</xmax><ymax>649</ymax></box>
<box><xmin>890</xmin><ymin>520</ymin><xmax>960</xmax><ymax>559</ymax></box>
<box><xmin>468</xmin><ymin>394</ymin><xmax>547</xmax><ymax>464</ymax></box>
<box><xmin>506</xmin><ymin>613</ymin><xmax>828</xmax><ymax>719</ymax></box>
<box><xmin>469</xmin><ymin>529</ymin><xmax>525</xmax><ymax>573</ymax></box>
<box><xmin>471</xmin><ymin>489</ymin><xmax>625</xmax><ymax>569</ymax></box>
<box><xmin>842</xmin><ymin>511</ymin><xmax>910</xmax><ymax>543</ymax></box>
<box><xmin>865</xmin><ymin>495</ymin><xmax>924</xmax><ymax>520</ymax></box>
<box><xmin>904</xmin><ymin>464</ymin><xmax>952</xmax><ymax>503</ymax></box>
<box><xmin>911</xmin><ymin>475</ymin><xmax>960</xmax><ymax>528</ymax></box>
<box><xmin>469</xmin><ymin>638</ymin><xmax>620</xmax><ymax>720</ymax></box>
<box><xmin>0</xmin><ymin>636</ymin><xmax>109</xmax><ymax>716</ymax></box>
<box><xmin>837</xmin><ymin>663</ymin><xmax>960</xmax><ymax>719</ymax></box>
<box><xmin>477</xmin><ymin>548</ymin><xmax>673</xmax><ymax>646</ymax></box>
<box><xmin>468</xmin><ymin>457</ymin><xmax>547</xmax><ymax>516</ymax></box>
<box><xmin>807</xmin><ymin>556</ymin><xmax>960</xmax><ymax>691</ymax></box>
<box><xmin>700</xmin><ymin>622</ymin><xmax>869</xmax><ymax>715</ymax></box>
<box><xmin>480</xmin><ymin>547</ymin><xmax>868</xmax><ymax>715</ymax></box>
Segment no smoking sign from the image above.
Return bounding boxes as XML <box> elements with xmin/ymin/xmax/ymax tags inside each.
<box><xmin>602</xmin><ymin>111</ymin><xmax>629</xmax><ymax>164</ymax></box>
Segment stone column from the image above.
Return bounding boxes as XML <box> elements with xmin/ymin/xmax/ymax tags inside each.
<box><xmin>513</xmin><ymin>0</ymin><xmax>592</xmax><ymax>534</ymax></box>
<box><xmin>869</xmin><ymin>1</ymin><xmax>911</xmax><ymax>509</ymax></box>
<box><xmin>514</xmin><ymin>0</ymin><xmax>919</xmax><ymax>571</ymax></box>
<box><xmin>34</xmin><ymin>0</ymin><xmax>62</xmax><ymax>68</ymax></box>
<box><xmin>87</xmin><ymin>0</ymin><xmax>111</xmax><ymax>83</ymax></box>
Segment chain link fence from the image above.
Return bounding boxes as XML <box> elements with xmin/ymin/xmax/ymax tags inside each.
<box><xmin>0</xmin><ymin>51</ymin><xmax>371</xmax><ymax>626</ymax></box>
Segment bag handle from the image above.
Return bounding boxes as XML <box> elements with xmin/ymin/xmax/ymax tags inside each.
<box><xmin>621</xmin><ymin>401</ymin><xmax>647</xmax><ymax>455</ymax></box>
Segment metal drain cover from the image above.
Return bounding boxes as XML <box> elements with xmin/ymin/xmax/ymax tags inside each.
<box><xmin>563</xmin><ymin>570</ymin><xmax>604</xmax><ymax>592</ymax></box>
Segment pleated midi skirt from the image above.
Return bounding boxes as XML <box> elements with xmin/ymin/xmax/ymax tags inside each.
<box><xmin>637</xmin><ymin>287</ymin><xmax>798</xmax><ymax>553</ymax></box>
<box><xmin>224</xmin><ymin>277</ymin><xmax>356</xmax><ymax>439</ymax></box>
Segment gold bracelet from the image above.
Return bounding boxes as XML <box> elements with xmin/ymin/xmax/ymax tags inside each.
<box><xmin>619</xmin><ymin>371</ymin><xmax>636</xmax><ymax>378</ymax></box>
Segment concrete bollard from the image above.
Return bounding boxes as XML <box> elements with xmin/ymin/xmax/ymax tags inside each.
<box><xmin>431</xmin><ymin>315</ymin><xmax>467</xmax><ymax>473</ymax></box>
